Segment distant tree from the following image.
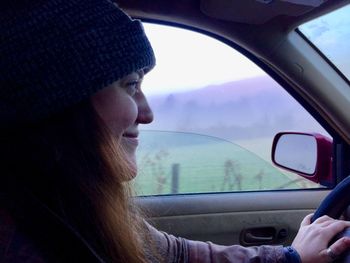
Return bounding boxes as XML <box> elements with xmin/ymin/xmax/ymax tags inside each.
<box><xmin>139</xmin><ymin>150</ymin><xmax>170</xmax><ymax>194</ymax></box>
<box><xmin>221</xmin><ymin>159</ymin><xmax>242</xmax><ymax>191</ymax></box>
<box><xmin>162</xmin><ymin>94</ymin><xmax>177</xmax><ymax>110</ymax></box>
<box><xmin>254</xmin><ymin>169</ymin><xmax>264</xmax><ymax>190</ymax></box>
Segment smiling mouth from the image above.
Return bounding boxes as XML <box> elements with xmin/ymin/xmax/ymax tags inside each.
<box><xmin>122</xmin><ymin>134</ymin><xmax>139</xmax><ymax>147</ymax></box>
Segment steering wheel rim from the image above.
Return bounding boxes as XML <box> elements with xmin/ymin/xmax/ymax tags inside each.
<box><xmin>312</xmin><ymin>176</ymin><xmax>350</xmax><ymax>262</ymax></box>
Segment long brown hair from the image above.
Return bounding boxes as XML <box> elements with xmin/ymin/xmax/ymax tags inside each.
<box><xmin>0</xmin><ymin>99</ymin><xmax>149</xmax><ymax>262</ymax></box>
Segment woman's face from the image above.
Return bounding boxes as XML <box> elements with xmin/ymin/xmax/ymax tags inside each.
<box><xmin>91</xmin><ymin>70</ymin><xmax>153</xmax><ymax>176</ymax></box>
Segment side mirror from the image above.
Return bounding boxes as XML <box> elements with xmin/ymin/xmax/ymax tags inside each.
<box><xmin>272</xmin><ymin>132</ymin><xmax>333</xmax><ymax>187</ymax></box>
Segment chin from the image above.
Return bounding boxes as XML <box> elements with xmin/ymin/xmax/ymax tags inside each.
<box><xmin>121</xmin><ymin>140</ymin><xmax>138</xmax><ymax>179</ymax></box>
<box><xmin>128</xmin><ymin>158</ymin><xmax>138</xmax><ymax>179</ymax></box>
<box><xmin>124</xmin><ymin>152</ymin><xmax>138</xmax><ymax>180</ymax></box>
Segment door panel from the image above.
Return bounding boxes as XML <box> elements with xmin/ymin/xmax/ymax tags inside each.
<box><xmin>138</xmin><ymin>190</ymin><xmax>329</xmax><ymax>246</ymax></box>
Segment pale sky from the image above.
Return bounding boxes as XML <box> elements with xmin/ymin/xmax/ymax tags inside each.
<box><xmin>142</xmin><ymin>24</ymin><xmax>265</xmax><ymax>95</ymax></box>
<box><xmin>299</xmin><ymin>4</ymin><xmax>350</xmax><ymax>79</ymax></box>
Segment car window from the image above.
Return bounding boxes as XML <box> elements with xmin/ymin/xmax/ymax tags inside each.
<box><xmin>134</xmin><ymin>23</ymin><xmax>331</xmax><ymax>196</ymax></box>
<box><xmin>299</xmin><ymin>4</ymin><xmax>350</xmax><ymax>81</ymax></box>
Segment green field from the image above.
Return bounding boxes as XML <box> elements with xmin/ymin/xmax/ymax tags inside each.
<box><xmin>133</xmin><ymin>131</ymin><xmax>319</xmax><ymax>195</ymax></box>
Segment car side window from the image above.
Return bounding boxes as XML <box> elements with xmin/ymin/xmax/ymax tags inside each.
<box><xmin>134</xmin><ymin>23</ymin><xmax>331</xmax><ymax>196</ymax></box>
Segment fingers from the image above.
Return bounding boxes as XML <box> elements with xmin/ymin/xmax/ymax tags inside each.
<box><xmin>322</xmin><ymin>221</ymin><xmax>350</xmax><ymax>238</ymax></box>
<box><xmin>320</xmin><ymin>219</ymin><xmax>349</xmax><ymax>228</ymax></box>
<box><xmin>311</xmin><ymin>220</ymin><xmax>350</xmax><ymax>246</ymax></box>
<box><xmin>322</xmin><ymin>237</ymin><xmax>350</xmax><ymax>261</ymax></box>
<box><xmin>303</xmin><ymin>214</ymin><xmax>337</xmax><ymax>226</ymax></box>
<box><xmin>313</xmin><ymin>215</ymin><xmax>334</xmax><ymax>224</ymax></box>
<box><xmin>300</xmin><ymin>214</ymin><xmax>314</xmax><ymax>226</ymax></box>
<box><xmin>312</xmin><ymin>215</ymin><xmax>350</xmax><ymax>229</ymax></box>
<box><xmin>295</xmin><ymin>215</ymin><xmax>350</xmax><ymax>263</ymax></box>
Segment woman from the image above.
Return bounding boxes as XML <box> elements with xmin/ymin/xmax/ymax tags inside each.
<box><xmin>0</xmin><ymin>0</ymin><xmax>349</xmax><ymax>262</ymax></box>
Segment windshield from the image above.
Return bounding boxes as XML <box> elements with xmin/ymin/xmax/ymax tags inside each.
<box><xmin>299</xmin><ymin>4</ymin><xmax>350</xmax><ymax>81</ymax></box>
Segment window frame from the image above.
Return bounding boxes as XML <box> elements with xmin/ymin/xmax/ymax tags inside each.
<box><xmin>135</xmin><ymin>19</ymin><xmax>342</xmax><ymax>194</ymax></box>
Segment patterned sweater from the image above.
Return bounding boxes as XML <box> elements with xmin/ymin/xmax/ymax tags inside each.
<box><xmin>0</xmin><ymin>206</ymin><xmax>286</xmax><ymax>263</ymax></box>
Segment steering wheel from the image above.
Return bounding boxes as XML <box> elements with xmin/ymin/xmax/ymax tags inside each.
<box><xmin>311</xmin><ymin>176</ymin><xmax>350</xmax><ymax>262</ymax></box>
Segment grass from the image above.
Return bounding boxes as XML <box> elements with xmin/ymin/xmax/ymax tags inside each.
<box><xmin>133</xmin><ymin>131</ymin><xmax>319</xmax><ymax>196</ymax></box>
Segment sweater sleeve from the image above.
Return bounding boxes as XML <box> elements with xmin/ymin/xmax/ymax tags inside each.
<box><xmin>146</xmin><ymin>222</ymin><xmax>286</xmax><ymax>263</ymax></box>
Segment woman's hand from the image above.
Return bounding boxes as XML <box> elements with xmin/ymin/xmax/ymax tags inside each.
<box><xmin>292</xmin><ymin>214</ymin><xmax>350</xmax><ymax>263</ymax></box>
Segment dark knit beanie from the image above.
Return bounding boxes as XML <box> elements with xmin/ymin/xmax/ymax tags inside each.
<box><xmin>0</xmin><ymin>0</ymin><xmax>155</xmax><ymax>125</ymax></box>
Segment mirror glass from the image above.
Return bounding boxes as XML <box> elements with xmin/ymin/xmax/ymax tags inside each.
<box><xmin>274</xmin><ymin>134</ymin><xmax>317</xmax><ymax>175</ymax></box>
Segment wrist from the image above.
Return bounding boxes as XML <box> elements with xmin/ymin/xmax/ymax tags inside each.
<box><xmin>283</xmin><ymin>246</ymin><xmax>302</xmax><ymax>263</ymax></box>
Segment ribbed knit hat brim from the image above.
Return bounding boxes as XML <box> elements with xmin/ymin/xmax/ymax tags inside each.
<box><xmin>0</xmin><ymin>0</ymin><xmax>155</xmax><ymax>125</ymax></box>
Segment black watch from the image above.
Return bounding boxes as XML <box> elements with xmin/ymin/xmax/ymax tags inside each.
<box><xmin>283</xmin><ymin>246</ymin><xmax>302</xmax><ymax>263</ymax></box>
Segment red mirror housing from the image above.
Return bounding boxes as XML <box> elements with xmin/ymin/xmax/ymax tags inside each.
<box><xmin>272</xmin><ymin>132</ymin><xmax>333</xmax><ymax>187</ymax></box>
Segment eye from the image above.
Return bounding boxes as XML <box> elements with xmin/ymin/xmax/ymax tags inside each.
<box><xmin>124</xmin><ymin>79</ymin><xmax>141</xmax><ymax>96</ymax></box>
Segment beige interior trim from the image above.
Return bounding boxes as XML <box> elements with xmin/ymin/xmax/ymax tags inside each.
<box><xmin>200</xmin><ymin>0</ymin><xmax>317</xmax><ymax>24</ymax></box>
<box><xmin>137</xmin><ymin>190</ymin><xmax>328</xmax><ymax>217</ymax></box>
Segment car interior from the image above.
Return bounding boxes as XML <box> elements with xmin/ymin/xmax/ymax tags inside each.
<box><xmin>117</xmin><ymin>0</ymin><xmax>350</xmax><ymax>252</ymax></box>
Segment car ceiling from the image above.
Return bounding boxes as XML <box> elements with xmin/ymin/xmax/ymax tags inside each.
<box><xmin>117</xmin><ymin>0</ymin><xmax>348</xmax><ymax>29</ymax></box>
<box><xmin>200</xmin><ymin>0</ymin><xmax>327</xmax><ymax>25</ymax></box>
<box><xmin>117</xmin><ymin>0</ymin><xmax>348</xmax><ymax>58</ymax></box>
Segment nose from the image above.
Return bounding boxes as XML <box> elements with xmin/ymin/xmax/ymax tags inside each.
<box><xmin>136</xmin><ymin>91</ymin><xmax>154</xmax><ymax>124</ymax></box>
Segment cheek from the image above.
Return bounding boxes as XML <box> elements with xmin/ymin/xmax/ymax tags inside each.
<box><xmin>92</xmin><ymin>87</ymin><xmax>138</xmax><ymax>136</ymax></box>
<box><xmin>98</xmin><ymin>99</ymin><xmax>138</xmax><ymax>136</ymax></box>
<box><xmin>111</xmin><ymin>103</ymin><xmax>138</xmax><ymax>132</ymax></box>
